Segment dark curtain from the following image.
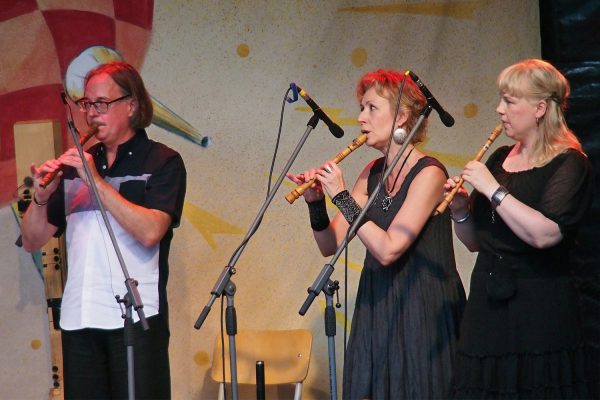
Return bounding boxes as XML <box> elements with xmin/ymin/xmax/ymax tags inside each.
<box><xmin>540</xmin><ymin>1</ymin><xmax>600</xmax><ymax>396</ymax></box>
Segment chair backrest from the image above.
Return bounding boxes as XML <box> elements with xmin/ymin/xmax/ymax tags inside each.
<box><xmin>210</xmin><ymin>329</ymin><xmax>312</xmax><ymax>385</ymax></box>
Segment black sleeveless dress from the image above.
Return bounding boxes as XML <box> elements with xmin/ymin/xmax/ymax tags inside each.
<box><xmin>451</xmin><ymin>146</ymin><xmax>594</xmax><ymax>399</ymax></box>
<box><xmin>343</xmin><ymin>156</ymin><xmax>466</xmax><ymax>400</ymax></box>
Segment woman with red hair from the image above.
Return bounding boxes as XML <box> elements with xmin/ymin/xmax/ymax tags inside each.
<box><xmin>289</xmin><ymin>69</ymin><xmax>466</xmax><ymax>399</ymax></box>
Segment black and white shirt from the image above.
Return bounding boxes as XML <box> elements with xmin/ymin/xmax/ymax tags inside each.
<box><xmin>47</xmin><ymin>130</ymin><xmax>186</xmax><ymax>330</ymax></box>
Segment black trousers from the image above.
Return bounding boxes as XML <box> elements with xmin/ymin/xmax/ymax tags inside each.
<box><xmin>61</xmin><ymin>314</ymin><xmax>170</xmax><ymax>399</ymax></box>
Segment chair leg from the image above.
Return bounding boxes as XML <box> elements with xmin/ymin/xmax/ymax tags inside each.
<box><xmin>218</xmin><ymin>382</ymin><xmax>224</xmax><ymax>400</ymax></box>
<box><xmin>294</xmin><ymin>382</ymin><xmax>302</xmax><ymax>400</ymax></box>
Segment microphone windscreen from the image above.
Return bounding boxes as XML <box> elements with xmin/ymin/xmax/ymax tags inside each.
<box><xmin>441</xmin><ymin>112</ymin><xmax>455</xmax><ymax>127</ymax></box>
<box><xmin>331</xmin><ymin>125</ymin><xmax>344</xmax><ymax>138</ymax></box>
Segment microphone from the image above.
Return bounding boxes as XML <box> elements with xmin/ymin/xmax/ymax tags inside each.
<box><xmin>295</xmin><ymin>84</ymin><xmax>344</xmax><ymax>138</ymax></box>
<box><xmin>406</xmin><ymin>70</ymin><xmax>455</xmax><ymax>127</ymax></box>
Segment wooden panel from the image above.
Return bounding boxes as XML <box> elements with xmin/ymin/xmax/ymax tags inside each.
<box><xmin>13</xmin><ymin>120</ymin><xmax>62</xmax><ymax>182</ymax></box>
<box><xmin>13</xmin><ymin>120</ymin><xmax>65</xmax><ymax>400</ymax></box>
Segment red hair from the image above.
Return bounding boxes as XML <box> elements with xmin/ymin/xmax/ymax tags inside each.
<box><xmin>356</xmin><ymin>69</ymin><xmax>428</xmax><ymax>143</ymax></box>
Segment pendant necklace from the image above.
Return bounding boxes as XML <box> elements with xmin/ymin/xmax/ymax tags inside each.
<box><xmin>382</xmin><ymin>146</ymin><xmax>415</xmax><ymax>211</ymax></box>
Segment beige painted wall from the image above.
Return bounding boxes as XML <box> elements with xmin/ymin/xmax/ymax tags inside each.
<box><xmin>0</xmin><ymin>1</ymin><xmax>540</xmax><ymax>399</ymax></box>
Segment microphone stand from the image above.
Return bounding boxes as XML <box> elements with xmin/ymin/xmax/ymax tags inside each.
<box><xmin>67</xmin><ymin>119</ymin><xmax>148</xmax><ymax>400</ymax></box>
<box><xmin>194</xmin><ymin>114</ymin><xmax>322</xmax><ymax>400</ymax></box>
<box><xmin>298</xmin><ymin>105</ymin><xmax>433</xmax><ymax>400</ymax></box>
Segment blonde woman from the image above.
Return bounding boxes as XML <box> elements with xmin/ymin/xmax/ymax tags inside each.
<box><xmin>446</xmin><ymin>59</ymin><xmax>593</xmax><ymax>398</ymax></box>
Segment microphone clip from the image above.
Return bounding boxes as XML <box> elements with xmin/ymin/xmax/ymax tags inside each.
<box><xmin>286</xmin><ymin>83</ymin><xmax>299</xmax><ymax>103</ymax></box>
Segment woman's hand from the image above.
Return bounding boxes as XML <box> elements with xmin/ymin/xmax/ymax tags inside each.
<box><xmin>286</xmin><ymin>168</ymin><xmax>325</xmax><ymax>203</ymax></box>
<box><xmin>444</xmin><ymin>176</ymin><xmax>470</xmax><ymax>217</ymax></box>
<box><xmin>315</xmin><ymin>161</ymin><xmax>347</xmax><ymax>199</ymax></box>
<box><xmin>460</xmin><ymin>160</ymin><xmax>499</xmax><ymax>199</ymax></box>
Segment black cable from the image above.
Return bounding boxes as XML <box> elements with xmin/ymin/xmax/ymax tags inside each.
<box><xmin>220</xmin><ymin>296</ymin><xmax>227</xmax><ymax>400</ymax></box>
<box><xmin>227</xmin><ymin>86</ymin><xmax>294</xmax><ymax>265</ymax></box>
<box><xmin>266</xmin><ymin>86</ymin><xmax>293</xmax><ymax>195</ymax></box>
<box><xmin>344</xmin><ymin>242</ymin><xmax>348</xmax><ymax>359</ymax></box>
<box><xmin>218</xmin><ymin>86</ymin><xmax>293</xmax><ymax>399</ymax></box>
<box><xmin>378</xmin><ymin>75</ymin><xmax>408</xmax><ymax>196</ymax></box>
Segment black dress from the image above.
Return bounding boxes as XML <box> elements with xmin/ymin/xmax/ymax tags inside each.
<box><xmin>343</xmin><ymin>156</ymin><xmax>466</xmax><ymax>400</ymax></box>
<box><xmin>451</xmin><ymin>146</ymin><xmax>594</xmax><ymax>399</ymax></box>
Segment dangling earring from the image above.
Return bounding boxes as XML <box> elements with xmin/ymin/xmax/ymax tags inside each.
<box><xmin>536</xmin><ymin>117</ymin><xmax>540</xmax><ymax>127</ymax></box>
<box><xmin>393</xmin><ymin>127</ymin><xmax>407</xmax><ymax>144</ymax></box>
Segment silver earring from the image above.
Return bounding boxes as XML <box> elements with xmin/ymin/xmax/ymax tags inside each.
<box><xmin>393</xmin><ymin>127</ymin><xmax>407</xmax><ymax>144</ymax></box>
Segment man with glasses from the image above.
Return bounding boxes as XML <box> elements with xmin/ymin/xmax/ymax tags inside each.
<box><xmin>21</xmin><ymin>61</ymin><xmax>186</xmax><ymax>399</ymax></box>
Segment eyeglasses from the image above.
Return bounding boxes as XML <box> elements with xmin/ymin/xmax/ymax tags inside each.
<box><xmin>77</xmin><ymin>94</ymin><xmax>131</xmax><ymax>114</ymax></box>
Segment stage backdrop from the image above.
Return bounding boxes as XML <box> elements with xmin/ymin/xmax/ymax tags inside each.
<box><xmin>0</xmin><ymin>1</ymin><xmax>541</xmax><ymax>399</ymax></box>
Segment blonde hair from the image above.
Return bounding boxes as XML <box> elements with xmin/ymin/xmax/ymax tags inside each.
<box><xmin>497</xmin><ymin>59</ymin><xmax>583</xmax><ymax>166</ymax></box>
<box><xmin>356</xmin><ymin>69</ymin><xmax>428</xmax><ymax>143</ymax></box>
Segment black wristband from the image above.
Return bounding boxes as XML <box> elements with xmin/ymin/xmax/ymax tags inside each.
<box><xmin>331</xmin><ymin>190</ymin><xmax>370</xmax><ymax>228</ymax></box>
<box><xmin>307</xmin><ymin>198</ymin><xmax>330</xmax><ymax>231</ymax></box>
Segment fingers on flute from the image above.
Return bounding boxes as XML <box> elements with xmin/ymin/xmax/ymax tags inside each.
<box><xmin>285</xmin><ymin>172</ymin><xmax>302</xmax><ymax>184</ymax></box>
<box><xmin>40</xmin><ymin>159</ymin><xmax>60</xmax><ymax>173</ymax></box>
<box><xmin>29</xmin><ymin>163</ymin><xmax>39</xmax><ymax>176</ymax></box>
<box><xmin>444</xmin><ymin>177</ymin><xmax>457</xmax><ymax>188</ymax></box>
<box><xmin>59</xmin><ymin>150</ymin><xmax>79</xmax><ymax>163</ymax></box>
<box><xmin>305</xmin><ymin>168</ymin><xmax>319</xmax><ymax>179</ymax></box>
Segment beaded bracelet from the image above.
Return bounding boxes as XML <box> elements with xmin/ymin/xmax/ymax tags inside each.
<box><xmin>331</xmin><ymin>190</ymin><xmax>369</xmax><ymax>227</ymax></box>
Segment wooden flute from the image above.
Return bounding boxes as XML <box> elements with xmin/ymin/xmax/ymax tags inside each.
<box><xmin>285</xmin><ymin>133</ymin><xmax>368</xmax><ymax>204</ymax></box>
<box><xmin>433</xmin><ymin>124</ymin><xmax>503</xmax><ymax>216</ymax></box>
<box><xmin>39</xmin><ymin>127</ymin><xmax>98</xmax><ymax>188</ymax></box>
